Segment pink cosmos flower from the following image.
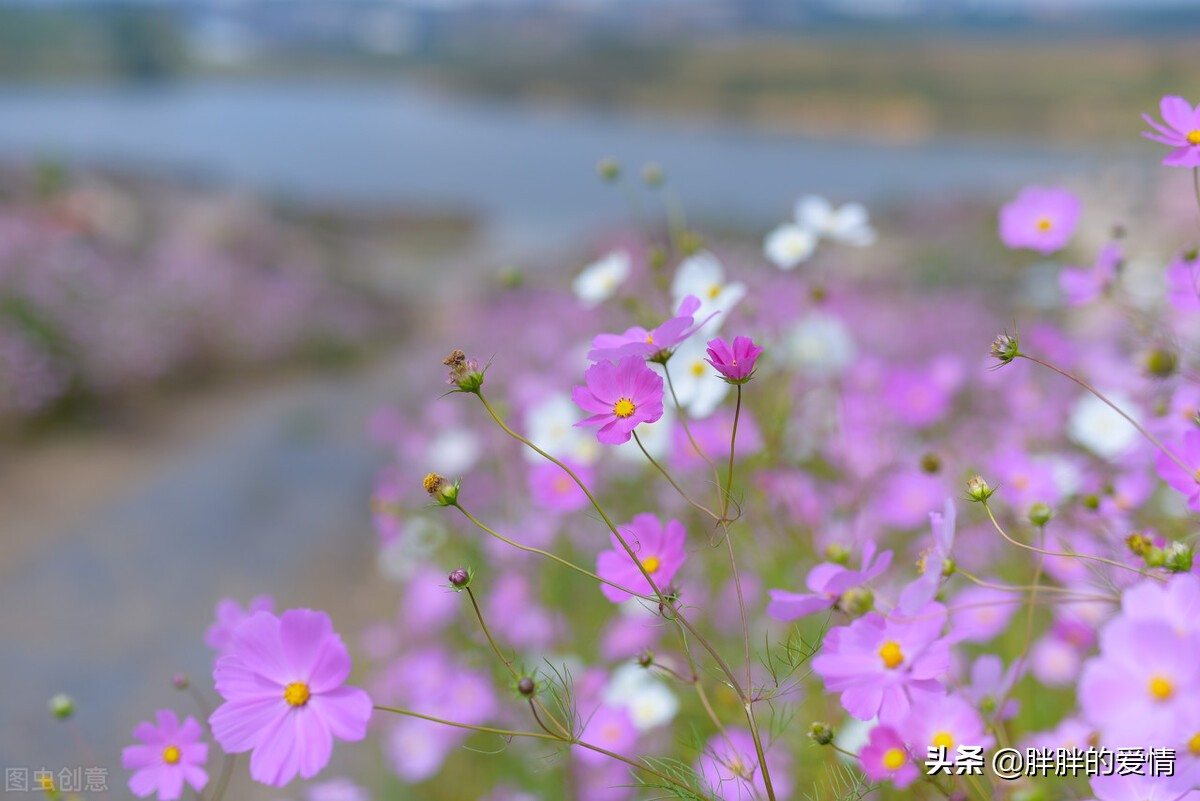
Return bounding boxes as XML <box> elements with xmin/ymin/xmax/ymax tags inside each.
<box><xmin>209</xmin><ymin>609</ymin><xmax>373</xmax><ymax>787</ymax></box>
<box><xmin>1143</xmin><ymin>95</ymin><xmax>1200</xmax><ymax>168</ymax></box>
<box><xmin>767</xmin><ymin>541</ymin><xmax>892</xmax><ymax>621</ymax></box>
<box><xmin>1091</xmin><ymin>771</ymin><xmax>1200</xmax><ymax>801</ymax></box>
<box><xmin>587</xmin><ymin>295</ymin><xmax>714</xmax><ymax>362</ymax></box>
<box><xmin>998</xmin><ymin>186</ymin><xmax>1081</xmax><ymax>254</ymax></box>
<box><xmin>961</xmin><ymin>655</ymin><xmax>1020</xmax><ymax>721</ymax></box>
<box><xmin>595</xmin><ymin>513</ymin><xmax>687</xmax><ymax>603</ymax></box>
<box><xmin>1079</xmin><ymin>616</ymin><xmax>1200</xmax><ymax>745</ymax></box>
<box><xmin>812</xmin><ymin>602</ymin><xmax>950</xmax><ymax>724</ymax></box>
<box><xmin>1060</xmin><ymin>242</ymin><xmax>1121</xmax><ymax>306</ymax></box>
<box><xmin>575</xmin><ymin>704</ymin><xmax>639</xmax><ymax>767</ymax></box>
<box><xmin>572</xmin><ymin>356</ymin><xmax>665</xmax><ymax>445</ymax></box>
<box><xmin>1154</xmin><ymin>430</ymin><xmax>1200</xmax><ymax>512</ymax></box>
<box><xmin>704</xmin><ymin>336</ymin><xmax>762</xmax><ymax>384</ymax></box>
<box><xmin>122</xmin><ymin>709</ymin><xmax>209</xmax><ymax>800</ymax></box>
<box><xmin>695</xmin><ymin>728</ymin><xmax>793</xmax><ymax>801</ymax></box>
<box><xmin>858</xmin><ymin>725</ymin><xmax>918</xmax><ymax>789</ymax></box>
<box><xmin>205</xmin><ymin>595</ymin><xmax>275</xmax><ymax>657</ymax></box>
<box><xmin>899</xmin><ymin>692</ymin><xmax>992</xmax><ymax>763</ymax></box>
<box><xmin>1166</xmin><ymin>250</ymin><xmax>1200</xmax><ymax>312</ymax></box>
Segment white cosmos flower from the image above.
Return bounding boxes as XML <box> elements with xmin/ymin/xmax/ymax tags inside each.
<box><xmin>665</xmin><ymin>338</ymin><xmax>728</xmax><ymax>420</ymax></box>
<box><xmin>670</xmin><ymin>250</ymin><xmax>745</xmax><ymax>329</ymax></box>
<box><xmin>378</xmin><ymin>516</ymin><xmax>446</xmax><ymax>582</ymax></box>
<box><xmin>795</xmin><ymin>195</ymin><xmax>877</xmax><ymax>246</ymax></box>
<box><xmin>1066</xmin><ymin>391</ymin><xmax>1139</xmax><ymax>459</ymax></box>
<box><xmin>602</xmin><ymin>663</ymin><xmax>679</xmax><ymax>732</ymax></box>
<box><xmin>524</xmin><ymin>392</ymin><xmax>600</xmax><ymax>465</ymax></box>
<box><xmin>783</xmin><ymin>312</ymin><xmax>856</xmax><ymax>378</ymax></box>
<box><xmin>764</xmin><ymin>223</ymin><xmax>817</xmax><ymax>270</ymax></box>
<box><xmin>573</xmin><ymin>250</ymin><xmax>631</xmax><ymax>307</ymax></box>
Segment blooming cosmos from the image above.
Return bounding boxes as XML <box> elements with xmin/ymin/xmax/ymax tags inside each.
<box><xmin>764</xmin><ymin>195</ymin><xmax>875</xmax><ymax>269</ymax></box>
<box><xmin>573</xmin><ymin>250</ymin><xmax>631</xmax><ymax>307</ymax></box>
<box><xmin>694</xmin><ymin>728</ymin><xmax>793</xmax><ymax>801</ymax></box>
<box><xmin>1142</xmin><ymin>95</ymin><xmax>1200</xmax><ymax>168</ymax></box>
<box><xmin>205</xmin><ymin>595</ymin><xmax>274</xmax><ymax>658</ymax></box>
<box><xmin>671</xmin><ymin>251</ymin><xmax>746</xmax><ymax>331</ymax></box>
<box><xmin>122</xmin><ymin>709</ymin><xmax>209</xmax><ymax>800</ymax></box>
<box><xmin>858</xmin><ymin>725</ymin><xmax>917</xmax><ymax>789</ymax></box>
<box><xmin>587</xmin><ymin>295</ymin><xmax>713</xmax><ymax>362</ymax></box>
<box><xmin>812</xmin><ymin>602</ymin><xmax>950</xmax><ymax>724</ymax></box>
<box><xmin>897</xmin><ymin>498</ymin><xmax>956</xmax><ymax>614</ymax></box>
<box><xmin>209</xmin><ymin>608</ymin><xmax>372</xmax><ymax>786</ymax></box>
<box><xmin>705</xmin><ymin>336</ymin><xmax>762</xmax><ymax>384</ymax></box>
<box><xmin>998</xmin><ymin>185</ymin><xmax>1081</xmax><ymax>254</ymax></box>
<box><xmin>1059</xmin><ymin>242</ymin><xmax>1120</xmax><ymax>305</ymax></box>
<box><xmin>596</xmin><ymin>513</ymin><xmax>687</xmax><ymax>602</ymax></box>
<box><xmin>571</xmin><ymin>356</ymin><xmax>665</xmax><ymax>445</ymax></box>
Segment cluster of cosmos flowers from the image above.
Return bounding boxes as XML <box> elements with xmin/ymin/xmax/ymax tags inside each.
<box><xmin>0</xmin><ymin>167</ymin><xmax>378</xmax><ymax>422</ymax></box>
<box><xmin>101</xmin><ymin>94</ymin><xmax>1200</xmax><ymax>801</ymax></box>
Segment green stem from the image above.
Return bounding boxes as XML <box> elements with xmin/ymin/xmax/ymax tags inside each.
<box><xmin>632</xmin><ymin>430</ymin><xmax>721</xmax><ymax>521</ymax></box>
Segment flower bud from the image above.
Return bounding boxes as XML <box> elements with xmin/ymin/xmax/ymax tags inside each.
<box><xmin>920</xmin><ymin>452</ymin><xmax>942</xmax><ymax>474</ymax></box>
<box><xmin>990</xmin><ymin>331</ymin><xmax>1019</xmax><ymax>366</ymax></box>
<box><xmin>172</xmin><ymin>673</ymin><xmax>189</xmax><ymax>690</ymax></box>
<box><xmin>808</xmin><ymin>722</ymin><xmax>835</xmax><ymax>745</ymax></box>
<box><xmin>1144</xmin><ymin>347</ymin><xmax>1178</xmax><ymax>378</ymax></box>
<box><xmin>48</xmin><ymin>694</ymin><xmax>74</xmax><ymax>720</ymax></box>
<box><xmin>637</xmin><ymin>650</ymin><xmax>654</xmax><ymax>668</ymax></box>
<box><xmin>1166</xmin><ymin>542</ymin><xmax>1194</xmax><ymax>573</ymax></box>
<box><xmin>1081</xmin><ymin>493</ymin><xmax>1101</xmax><ymax>511</ymax></box>
<box><xmin>517</xmin><ymin>676</ymin><xmax>536</xmax><ymax>697</ymax></box>
<box><xmin>966</xmin><ymin>475</ymin><xmax>995</xmax><ymax>502</ymax></box>
<box><xmin>1028</xmin><ymin>503</ymin><xmax>1053</xmax><ymax>527</ymax></box>
<box><xmin>597</xmin><ymin>158</ymin><xmax>620</xmax><ymax>182</ymax></box>
<box><xmin>823</xmin><ymin>544</ymin><xmax>850</xmax><ymax>565</ymax></box>
<box><xmin>448</xmin><ymin>567</ymin><xmax>471</xmax><ymax>589</ymax></box>
<box><xmin>838</xmin><ymin>587</ymin><xmax>874</xmax><ymax>616</ymax></box>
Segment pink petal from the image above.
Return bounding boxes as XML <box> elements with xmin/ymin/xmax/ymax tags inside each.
<box><xmin>310</xmin><ymin>686</ymin><xmax>372</xmax><ymax>741</ymax></box>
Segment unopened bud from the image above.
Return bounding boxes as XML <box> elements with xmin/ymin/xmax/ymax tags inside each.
<box><xmin>990</xmin><ymin>331</ymin><xmax>1019</xmax><ymax>366</ymax></box>
<box><xmin>518</xmin><ymin>676</ymin><xmax>536</xmax><ymax>696</ymax></box>
<box><xmin>1028</xmin><ymin>503</ymin><xmax>1053</xmax><ymax>527</ymax></box>
<box><xmin>920</xmin><ymin>452</ymin><xmax>942</xmax><ymax>474</ymax></box>
<box><xmin>1145</xmin><ymin>348</ymin><xmax>1178</xmax><ymax>378</ymax></box>
<box><xmin>641</xmin><ymin>162</ymin><xmax>664</xmax><ymax>188</ymax></box>
<box><xmin>171</xmin><ymin>673</ymin><xmax>189</xmax><ymax>690</ymax></box>
<box><xmin>637</xmin><ymin>650</ymin><xmax>654</xmax><ymax>668</ymax></box>
<box><xmin>49</xmin><ymin>694</ymin><xmax>74</xmax><ymax>720</ymax></box>
<box><xmin>823</xmin><ymin>544</ymin><xmax>850</xmax><ymax>565</ymax></box>
<box><xmin>838</xmin><ymin>587</ymin><xmax>874</xmax><ymax>616</ymax></box>
<box><xmin>448</xmin><ymin>567</ymin><xmax>471</xmax><ymax>588</ymax></box>
<box><xmin>966</xmin><ymin>475</ymin><xmax>995</xmax><ymax>502</ymax></box>
<box><xmin>808</xmin><ymin>722</ymin><xmax>835</xmax><ymax>745</ymax></box>
<box><xmin>597</xmin><ymin>158</ymin><xmax>620</xmax><ymax>182</ymax></box>
<box><xmin>1166</xmin><ymin>542</ymin><xmax>1194</xmax><ymax>573</ymax></box>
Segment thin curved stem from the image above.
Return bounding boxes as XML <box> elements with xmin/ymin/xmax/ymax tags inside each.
<box><xmin>1018</xmin><ymin>353</ymin><xmax>1191</xmax><ymax>475</ymax></box>
<box><xmin>955</xmin><ymin>569</ymin><xmax>1118</xmax><ymax>599</ymax></box>
<box><xmin>632</xmin><ymin>430</ymin><xmax>721</xmax><ymax>521</ymax></box>
<box><xmin>981</xmin><ymin>501</ymin><xmax>1164</xmax><ymax>582</ymax></box>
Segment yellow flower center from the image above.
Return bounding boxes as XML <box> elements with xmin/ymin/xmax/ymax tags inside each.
<box><xmin>1189</xmin><ymin>732</ymin><xmax>1200</xmax><ymax>755</ymax></box>
<box><xmin>1149</xmin><ymin>675</ymin><xmax>1174</xmax><ymax>701</ymax></box>
<box><xmin>284</xmin><ymin>681</ymin><xmax>311</xmax><ymax>706</ymax></box>
<box><xmin>162</xmin><ymin>745</ymin><xmax>181</xmax><ymax>765</ymax></box>
<box><xmin>613</xmin><ymin>398</ymin><xmax>636</xmax><ymax>418</ymax></box>
<box><xmin>1188</xmin><ymin>130</ymin><xmax>1200</xmax><ymax>145</ymax></box>
<box><xmin>883</xmin><ymin>748</ymin><xmax>906</xmax><ymax>770</ymax></box>
<box><xmin>642</xmin><ymin>555</ymin><xmax>661</xmax><ymax>573</ymax></box>
<box><xmin>645</xmin><ymin>333</ymin><xmax>655</xmax><ymax>344</ymax></box>
<box><xmin>708</xmin><ymin>284</ymin><xmax>722</xmax><ymax>299</ymax></box>
<box><xmin>932</xmin><ymin>732</ymin><xmax>954</xmax><ymax>750</ymax></box>
<box><xmin>878</xmin><ymin>640</ymin><xmax>904</xmax><ymax>669</ymax></box>
<box><xmin>691</xmin><ymin>361</ymin><xmax>706</xmax><ymax>377</ymax></box>
<box><xmin>1036</xmin><ymin>217</ymin><xmax>1053</xmax><ymax>232</ymax></box>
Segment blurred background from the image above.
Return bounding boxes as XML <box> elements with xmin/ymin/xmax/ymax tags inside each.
<box><xmin>1</xmin><ymin>0</ymin><xmax>1198</xmax><ymax>796</ymax></box>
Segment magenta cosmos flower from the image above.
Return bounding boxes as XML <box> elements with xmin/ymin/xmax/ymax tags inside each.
<box><xmin>122</xmin><ymin>709</ymin><xmax>208</xmax><ymax>800</ymax></box>
<box><xmin>705</xmin><ymin>336</ymin><xmax>762</xmax><ymax>384</ymax></box>
<box><xmin>587</xmin><ymin>295</ymin><xmax>713</xmax><ymax>362</ymax></box>
<box><xmin>572</xmin><ymin>356</ymin><xmax>664</xmax><ymax>445</ymax></box>
<box><xmin>767</xmin><ymin>541</ymin><xmax>892</xmax><ymax>621</ymax></box>
<box><xmin>596</xmin><ymin>513</ymin><xmax>686</xmax><ymax>603</ymax></box>
<box><xmin>205</xmin><ymin>595</ymin><xmax>275</xmax><ymax>657</ymax></box>
<box><xmin>812</xmin><ymin>602</ymin><xmax>950</xmax><ymax>724</ymax></box>
<box><xmin>998</xmin><ymin>186</ymin><xmax>1081</xmax><ymax>254</ymax></box>
<box><xmin>858</xmin><ymin>725</ymin><xmax>918</xmax><ymax>789</ymax></box>
<box><xmin>209</xmin><ymin>608</ymin><xmax>373</xmax><ymax>787</ymax></box>
<box><xmin>1143</xmin><ymin>96</ymin><xmax>1200</xmax><ymax>168</ymax></box>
